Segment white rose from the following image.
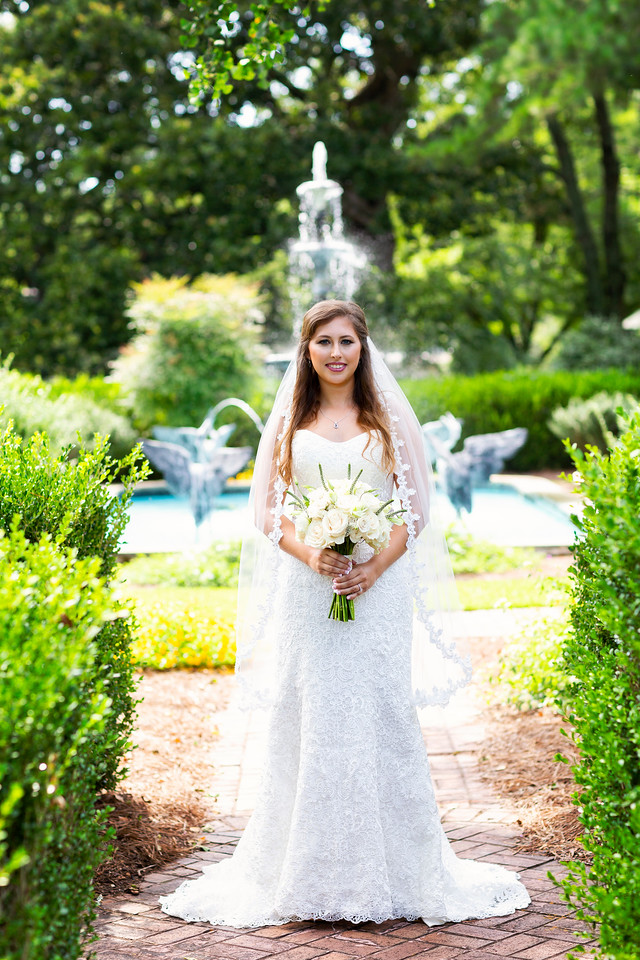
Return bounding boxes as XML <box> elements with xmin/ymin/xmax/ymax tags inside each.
<box><xmin>359</xmin><ymin>492</ymin><xmax>380</xmax><ymax>511</ymax></box>
<box><xmin>336</xmin><ymin>492</ymin><xmax>359</xmax><ymax>512</ymax></box>
<box><xmin>306</xmin><ymin>489</ymin><xmax>331</xmax><ymax>519</ymax></box>
<box><xmin>354</xmin><ymin>509</ymin><xmax>382</xmax><ymax>541</ymax></box>
<box><xmin>346</xmin><ymin>518</ymin><xmax>365</xmax><ymax>544</ymax></box>
<box><xmin>322</xmin><ymin>508</ymin><xmax>349</xmax><ymax>545</ymax></box>
<box><xmin>370</xmin><ymin>530</ymin><xmax>390</xmax><ymax>554</ymax></box>
<box><xmin>332</xmin><ymin>478</ymin><xmax>351</xmax><ymax>496</ymax></box>
<box><xmin>351</xmin><ymin>480</ymin><xmax>369</xmax><ymax>498</ymax></box>
<box><xmin>351</xmin><ymin>501</ymin><xmax>372</xmax><ymax>519</ymax></box>
<box><xmin>304</xmin><ymin>518</ymin><xmax>328</xmax><ymax>549</ymax></box>
<box><xmin>294</xmin><ymin>513</ymin><xmax>311</xmax><ymax>542</ymax></box>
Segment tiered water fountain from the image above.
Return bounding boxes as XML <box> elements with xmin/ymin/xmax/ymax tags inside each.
<box><xmin>290</xmin><ymin>142</ymin><xmax>366</xmax><ymax>327</ymax></box>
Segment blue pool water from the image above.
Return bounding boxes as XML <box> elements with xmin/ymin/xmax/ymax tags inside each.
<box><xmin>119</xmin><ymin>483</ymin><xmax>577</xmax><ymax>554</ymax></box>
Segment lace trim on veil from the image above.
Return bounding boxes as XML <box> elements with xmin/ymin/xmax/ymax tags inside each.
<box><xmin>382</xmin><ymin>403</ymin><xmax>471</xmax><ymax>708</ymax></box>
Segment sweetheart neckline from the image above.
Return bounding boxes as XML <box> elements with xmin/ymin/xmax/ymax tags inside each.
<box><xmin>296</xmin><ymin>429</ymin><xmax>368</xmax><ymax>446</ymax></box>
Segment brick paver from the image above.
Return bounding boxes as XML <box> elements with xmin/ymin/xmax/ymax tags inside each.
<box><xmin>95</xmin><ymin>612</ymin><xmax>596</xmax><ymax>959</ymax></box>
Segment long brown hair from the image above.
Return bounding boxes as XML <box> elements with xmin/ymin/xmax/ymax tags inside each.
<box><xmin>276</xmin><ymin>300</ymin><xmax>395</xmax><ymax>485</ymax></box>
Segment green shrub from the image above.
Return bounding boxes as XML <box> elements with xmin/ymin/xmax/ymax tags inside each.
<box><xmin>119</xmin><ymin>541</ymin><xmax>241</xmax><ymax>588</ymax></box>
<box><xmin>552</xmin><ymin>315</ymin><xmax>640</xmax><ymax>371</ymax></box>
<box><xmin>0</xmin><ymin>424</ymin><xmax>150</xmax><ymax>789</ymax></box>
<box><xmin>488</xmin><ymin>611</ymin><xmax>572</xmax><ymax>711</ymax></box>
<box><xmin>548</xmin><ymin>390</ymin><xmax>640</xmax><ymax>451</ymax></box>
<box><xmin>0</xmin><ymin>358</ymin><xmax>136</xmax><ymax>460</ymax></box>
<box><xmin>400</xmin><ymin>369</ymin><xmax>640</xmax><ymax>471</ymax></box>
<box><xmin>446</xmin><ymin>527</ymin><xmax>539</xmax><ymax>575</ymax></box>
<box><xmin>558</xmin><ymin>417</ymin><xmax>640</xmax><ymax>956</ymax></box>
<box><xmin>0</xmin><ymin>524</ymin><xmax>114</xmax><ymax>959</ymax></box>
<box><xmin>111</xmin><ymin>274</ymin><xmax>263</xmax><ymax>438</ymax></box>
<box><xmin>47</xmin><ymin>372</ymin><xmax>125</xmax><ymax>407</ymax></box>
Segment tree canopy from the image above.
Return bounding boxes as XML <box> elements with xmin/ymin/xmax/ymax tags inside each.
<box><xmin>0</xmin><ymin>0</ymin><xmax>638</xmax><ymax>374</ymax></box>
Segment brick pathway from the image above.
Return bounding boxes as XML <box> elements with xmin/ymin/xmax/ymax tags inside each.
<box><xmin>95</xmin><ymin>612</ymin><xmax>596</xmax><ymax>959</ymax></box>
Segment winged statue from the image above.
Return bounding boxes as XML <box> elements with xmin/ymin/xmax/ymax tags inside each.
<box><xmin>422</xmin><ymin>413</ymin><xmax>528</xmax><ymax>514</ymax></box>
<box><xmin>141</xmin><ymin>399</ymin><xmax>264</xmax><ymax>528</ymax></box>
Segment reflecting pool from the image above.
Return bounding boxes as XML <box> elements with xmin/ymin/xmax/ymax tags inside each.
<box><xmin>119</xmin><ymin>481</ymin><xmax>577</xmax><ymax>554</ymax></box>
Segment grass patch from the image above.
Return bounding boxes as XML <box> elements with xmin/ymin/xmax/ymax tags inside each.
<box><xmin>456</xmin><ymin>576</ymin><xmax>569</xmax><ymax>611</ymax></box>
<box><xmin>118</xmin><ymin>557</ymin><xmax>568</xmax><ymax>670</ymax></box>
<box><xmin>118</xmin><ymin>542</ymin><xmax>241</xmax><ymax>588</ymax></box>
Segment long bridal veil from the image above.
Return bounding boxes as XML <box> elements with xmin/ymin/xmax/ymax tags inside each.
<box><xmin>234</xmin><ymin>337</ymin><xmax>472</xmax><ymax>711</ymax></box>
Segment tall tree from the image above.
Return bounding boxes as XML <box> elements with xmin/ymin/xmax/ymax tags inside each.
<box><xmin>473</xmin><ymin>0</ymin><xmax>640</xmax><ymax>320</ymax></box>
<box><xmin>0</xmin><ymin>0</ymin><xmax>191</xmax><ymax>373</ymax></box>
<box><xmin>381</xmin><ymin>0</ymin><xmax>640</xmax><ymax>369</ymax></box>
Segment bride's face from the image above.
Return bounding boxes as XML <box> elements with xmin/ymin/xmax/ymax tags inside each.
<box><xmin>307</xmin><ymin>317</ymin><xmax>361</xmax><ymax>388</ymax></box>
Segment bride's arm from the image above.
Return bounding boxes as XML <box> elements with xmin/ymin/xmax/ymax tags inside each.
<box><xmin>278</xmin><ymin>515</ymin><xmax>353</xmax><ymax>578</ymax></box>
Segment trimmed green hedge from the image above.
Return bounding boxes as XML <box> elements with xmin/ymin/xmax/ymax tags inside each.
<box><xmin>559</xmin><ymin>418</ymin><xmax>640</xmax><ymax>957</ymax></box>
<box><xmin>399</xmin><ymin>369</ymin><xmax>640</xmax><ymax>471</ymax></box>
<box><xmin>0</xmin><ymin>524</ymin><xmax>113</xmax><ymax>958</ymax></box>
<box><xmin>0</xmin><ymin>424</ymin><xmax>149</xmax><ymax>789</ymax></box>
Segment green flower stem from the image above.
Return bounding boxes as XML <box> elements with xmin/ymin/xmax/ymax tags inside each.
<box><xmin>328</xmin><ymin>539</ymin><xmax>356</xmax><ymax>622</ymax></box>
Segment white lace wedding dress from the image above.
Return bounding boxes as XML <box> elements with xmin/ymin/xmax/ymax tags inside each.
<box><xmin>159</xmin><ymin>430</ymin><xmax>530</xmax><ymax>927</ymax></box>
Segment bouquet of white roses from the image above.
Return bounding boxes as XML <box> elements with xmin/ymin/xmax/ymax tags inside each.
<box><xmin>287</xmin><ymin>464</ymin><xmax>405</xmax><ymax>622</ymax></box>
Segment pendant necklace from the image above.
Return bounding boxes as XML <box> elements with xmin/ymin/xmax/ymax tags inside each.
<box><xmin>319</xmin><ymin>407</ymin><xmax>353</xmax><ymax>430</ymax></box>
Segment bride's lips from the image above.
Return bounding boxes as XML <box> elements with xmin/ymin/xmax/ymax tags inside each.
<box><xmin>326</xmin><ymin>363</ymin><xmax>347</xmax><ymax>371</ymax></box>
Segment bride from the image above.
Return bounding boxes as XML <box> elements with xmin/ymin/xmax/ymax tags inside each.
<box><xmin>160</xmin><ymin>299</ymin><xmax>531</xmax><ymax>927</ymax></box>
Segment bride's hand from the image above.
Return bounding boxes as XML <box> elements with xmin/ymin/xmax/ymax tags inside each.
<box><xmin>306</xmin><ymin>547</ymin><xmax>353</xmax><ymax>578</ymax></box>
<box><xmin>332</xmin><ymin>558</ymin><xmax>380</xmax><ymax>600</ymax></box>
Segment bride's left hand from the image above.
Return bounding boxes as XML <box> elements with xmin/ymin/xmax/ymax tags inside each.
<box><xmin>332</xmin><ymin>558</ymin><xmax>380</xmax><ymax>601</ymax></box>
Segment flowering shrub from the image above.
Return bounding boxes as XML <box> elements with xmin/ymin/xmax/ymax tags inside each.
<box><xmin>558</xmin><ymin>416</ymin><xmax>640</xmax><ymax>956</ymax></box>
<box><xmin>128</xmin><ymin>588</ymin><xmax>236</xmax><ymax>669</ymax></box>
<box><xmin>110</xmin><ymin>274</ymin><xmax>261</xmax><ymax>437</ymax></box>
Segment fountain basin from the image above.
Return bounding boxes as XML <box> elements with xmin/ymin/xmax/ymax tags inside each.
<box><xmin>117</xmin><ymin>475</ymin><xmax>579</xmax><ymax>555</ymax></box>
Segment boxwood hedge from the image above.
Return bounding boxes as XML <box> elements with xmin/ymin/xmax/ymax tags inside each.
<box><xmin>0</xmin><ymin>524</ymin><xmax>114</xmax><ymax>959</ymax></box>
<box><xmin>559</xmin><ymin>417</ymin><xmax>640</xmax><ymax>957</ymax></box>
<box><xmin>399</xmin><ymin>368</ymin><xmax>640</xmax><ymax>471</ymax></box>
<box><xmin>0</xmin><ymin>424</ymin><xmax>149</xmax><ymax>790</ymax></box>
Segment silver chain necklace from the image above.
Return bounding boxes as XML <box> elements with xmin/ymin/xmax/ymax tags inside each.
<box><xmin>319</xmin><ymin>407</ymin><xmax>354</xmax><ymax>430</ymax></box>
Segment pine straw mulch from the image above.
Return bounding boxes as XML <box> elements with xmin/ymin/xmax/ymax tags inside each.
<box><xmin>459</xmin><ymin>552</ymin><xmax>589</xmax><ymax>864</ymax></box>
<box><xmin>477</xmin><ymin>701</ymin><xmax>589</xmax><ymax>864</ymax></box>
<box><xmin>95</xmin><ymin>668</ymin><xmax>232</xmax><ymax>896</ymax></box>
